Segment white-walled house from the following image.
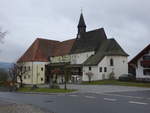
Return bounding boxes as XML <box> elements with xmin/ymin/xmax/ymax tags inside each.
<box><xmin>17</xmin><ymin>38</ymin><xmax>60</xmax><ymax>84</ymax></box>
<box><xmin>17</xmin><ymin>38</ymin><xmax>75</xmax><ymax>84</ymax></box>
<box><xmin>129</xmin><ymin>44</ymin><xmax>150</xmax><ymax>81</ymax></box>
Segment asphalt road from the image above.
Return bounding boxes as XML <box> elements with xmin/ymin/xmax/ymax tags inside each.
<box><xmin>0</xmin><ymin>90</ymin><xmax>150</xmax><ymax>113</ymax></box>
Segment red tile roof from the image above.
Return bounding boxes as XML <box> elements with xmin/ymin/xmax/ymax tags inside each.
<box><xmin>53</xmin><ymin>39</ymin><xmax>75</xmax><ymax>56</ymax></box>
<box><xmin>17</xmin><ymin>38</ymin><xmax>75</xmax><ymax>63</ymax></box>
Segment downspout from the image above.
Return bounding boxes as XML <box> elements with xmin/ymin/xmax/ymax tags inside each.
<box><xmin>37</xmin><ymin>65</ymin><xmax>38</xmax><ymax>84</ymax></box>
<box><xmin>32</xmin><ymin>62</ymin><xmax>33</xmax><ymax>84</ymax></box>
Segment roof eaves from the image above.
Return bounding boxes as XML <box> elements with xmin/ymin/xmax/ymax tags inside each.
<box><xmin>129</xmin><ymin>44</ymin><xmax>150</xmax><ymax>64</ymax></box>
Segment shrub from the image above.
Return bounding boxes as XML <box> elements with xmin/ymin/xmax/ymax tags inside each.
<box><xmin>0</xmin><ymin>68</ymin><xmax>8</xmax><ymax>84</ymax></box>
<box><xmin>108</xmin><ymin>71</ymin><xmax>116</xmax><ymax>80</ymax></box>
<box><xmin>85</xmin><ymin>72</ymin><xmax>94</xmax><ymax>83</ymax></box>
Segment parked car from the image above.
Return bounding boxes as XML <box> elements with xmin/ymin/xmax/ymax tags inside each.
<box><xmin>119</xmin><ymin>73</ymin><xmax>135</xmax><ymax>81</ymax></box>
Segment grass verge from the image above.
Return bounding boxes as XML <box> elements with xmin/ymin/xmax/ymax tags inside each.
<box><xmin>18</xmin><ymin>87</ymin><xmax>77</xmax><ymax>93</ymax></box>
<box><xmin>82</xmin><ymin>80</ymin><xmax>150</xmax><ymax>88</ymax></box>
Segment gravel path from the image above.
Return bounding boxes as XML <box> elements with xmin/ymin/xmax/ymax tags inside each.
<box><xmin>0</xmin><ymin>99</ymin><xmax>52</xmax><ymax>113</ymax></box>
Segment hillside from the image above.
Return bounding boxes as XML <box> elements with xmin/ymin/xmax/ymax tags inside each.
<box><xmin>0</xmin><ymin>62</ymin><xmax>12</xmax><ymax>70</ymax></box>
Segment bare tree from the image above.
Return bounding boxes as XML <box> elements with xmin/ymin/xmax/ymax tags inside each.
<box><xmin>63</xmin><ymin>67</ymin><xmax>71</xmax><ymax>90</ymax></box>
<box><xmin>51</xmin><ymin>68</ymin><xmax>61</xmax><ymax>83</ymax></box>
<box><xmin>49</xmin><ymin>68</ymin><xmax>61</xmax><ymax>89</ymax></box>
<box><xmin>9</xmin><ymin>63</ymin><xmax>28</xmax><ymax>88</ymax></box>
<box><xmin>85</xmin><ymin>72</ymin><xmax>94</xmax><ymax>83</ymax></box>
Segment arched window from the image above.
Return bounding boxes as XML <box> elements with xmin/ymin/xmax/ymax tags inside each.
<box><xmin>104</xmin><ymin>67</ymin><xmax>107</xmax><ymax>72</ymax></box>
<box><xmin>99</xmin><ymin>67</ymin><xmax>102</xmax><ymax>72</ymax></box>
<box><xmin>110</xmin><ymin>58</ymin><xmax>114</xmax><ymax>66</ymax></box>
<box><xmin>89</xmin><ymin>67</ymin><xmax>92</xmax><ymax>71</ymax></box>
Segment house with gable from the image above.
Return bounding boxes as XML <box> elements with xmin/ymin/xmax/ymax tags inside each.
<box><xmin>129</xmin><ymin>44</ymin><xmax>150</xmax><ymax>81</ymax></box>
<box><xmin>17</xmin><ymin>38</ymin><xmax>60</xmax><ymax>84</ymax></box>
<box><xmin>17</xmin><ymin>13</ymin><xmax>128</xmax><ymax>84</ymax></box>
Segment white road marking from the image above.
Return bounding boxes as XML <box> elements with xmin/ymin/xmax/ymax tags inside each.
<box><xmin>129</xmin><ymin>101</ymin><xmax>148</xmax><ymax>105</ymax></box>
<box><xmin>85</xmin><ymin>96</ymin><xmax>96</xmax><ymax>99</ymax></box>
<box><xmin>57</xmin><ymin>94</ymin><xmax>65</xmax><ymax>96</ymax></box>
<box><xmin>69</xmin><ymin>95</ymin><xmax>78</xmax><ymax>97</ymax></box>
<box><xmin>104</xmin><ymin>98</ymin><xmax>117</xmax><ymax>101</ymax></box>
<box><xmin>100</xmin><ymin>93</ymin><xmax>144</xmax><ymax>99</ymax></box>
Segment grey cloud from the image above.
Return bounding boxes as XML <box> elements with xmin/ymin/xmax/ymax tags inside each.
<box><xmin>0</xmin><ymin>0</ymin><xmax>149</xmax><ymax>62</ymax></box>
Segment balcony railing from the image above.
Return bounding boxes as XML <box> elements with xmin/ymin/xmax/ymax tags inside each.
<box><xmin>141</xmin><ymin>60</ymin><xmax>150</xmax><ymax>67</ymax></box>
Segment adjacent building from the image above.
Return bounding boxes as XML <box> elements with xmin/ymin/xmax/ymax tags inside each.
<box><xmin>17</xmin><ymin>13</ymin><xmax>128</xmax><ymax>84</ymax></box>
<box><xmin>129</xmin><ymin>44</ymin><xmax>150</xmax><ymax>81</ymax></box>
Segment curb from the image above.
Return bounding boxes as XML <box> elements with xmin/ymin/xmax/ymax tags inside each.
<box><xmin>16</xmin><ymin>90</ymin><xmax>79</xmax><ymax>95</ymax></box>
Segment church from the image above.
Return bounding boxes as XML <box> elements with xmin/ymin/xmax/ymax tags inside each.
<box><xmin>17</xmin><ymin>13</ymin><xmax>128</xmax><ymax>84</ymax></box>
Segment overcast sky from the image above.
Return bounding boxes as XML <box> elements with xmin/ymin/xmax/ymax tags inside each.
<box><xmin>0</xmin><ymin>0</ymin><xmax>150</xmax><ymax>63</ymax></box>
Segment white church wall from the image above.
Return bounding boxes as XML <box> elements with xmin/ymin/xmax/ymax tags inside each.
<box><xmin>71</xmin><ymin>51</ymin><xmax>95</xmax><ymax>64</ymax></box>
<box><xmin>82</xmin><ymin>56</ymin><xmax>128</xmax><ymax>81</ymax></box>
<box><xmin>105</xmin><ymin>56</ymin><xmax>128</xmax><ymax>79</ymax></box>
<box><xmin>82</xmin><ymin>66</ymin><xmax>98</xmax><ymax>81</ymax></box>
<box><xmin>50</xmin><ymin>55</ymin><xmax>71</xmax><ymax>63</ymax></box>
<box><xmin>97</xmin><ymin>57</ymin><xmax>109</xmax><ymax>80</ymax></box>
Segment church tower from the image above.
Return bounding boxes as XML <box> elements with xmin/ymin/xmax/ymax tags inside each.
<box><xmin>77</xmin><ymin>13</ymin><xmax>86</xmax><ymax>35</ymax></box>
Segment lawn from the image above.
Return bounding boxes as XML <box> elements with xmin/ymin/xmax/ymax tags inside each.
<box><xmin>18</xmin><ymin>87</ymin><xmax>77</xmax><ymax>93</ymax></box>
<box><xmin>82</xmin><ymin>80</ymin><xmax>150</xmax><ymax>88</ymax></box>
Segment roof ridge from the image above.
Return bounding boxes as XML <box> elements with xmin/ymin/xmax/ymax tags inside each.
<box><xmin>61</xmin><ymin>38</ymin><xmax>75</xmax><ymax>42</ymax></box>
<box><xmin>86</xmin><ymin>28</ymin><xmax>104</xmax><ymax>33</ymax></box>
<box><xmin>36</xmin><ymin>38</ymin><xmax>60</xmax><ymax>42</ymax></box>
<box><xmin>108</xmin><ymin>38</ymin><xmax>115</xmax><ymax>40</ymax></box>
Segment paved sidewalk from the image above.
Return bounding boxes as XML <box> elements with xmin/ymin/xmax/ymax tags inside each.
<box><xmin>60</xmin><ymin>84</ymin><xmax>150</xmax><ymax>94</ymax></box>
<box><xmin>26</xmin><ymin>84</ymin><xmax>150</xmax><ymax>94</ymax></box>
<box><xmin>0</xmin><ymin>99</ymin><xmax>51</xmax><ymax>113</ymax></box>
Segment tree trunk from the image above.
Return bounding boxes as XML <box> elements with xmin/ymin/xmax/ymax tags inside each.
<box><xmin>64</xmin><ymin>80</ymin><xmax>67</xmax><ymax>90</ymax></box>
<box><xmin>49</xmin><ymin>75</ymin><xmax>53</xmax><ymax>88</ymax></box>
<box><xmin>89</xmin><ymin>76</ymin><xmax>91</xmax><ymax>83</ymax></box>
<box><xmin>19</xmin><ymin>75</ymin><xmax>23</xmax><ymax>88</ymax></box>
<box><xmin>64</xmin><ymin>69</ymin><xmax>67</xmax><ymax>90</ymax></box>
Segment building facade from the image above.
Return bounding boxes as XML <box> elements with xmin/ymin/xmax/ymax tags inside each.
<box><xmin>17</xmin><ymin>13</ymin><xmax>128</xmax><ymax>84</ymax></box>
<box><xmin>129</xmin><ymin>44</ymin><xmax>150</xmax><ymax>81</ymax></box>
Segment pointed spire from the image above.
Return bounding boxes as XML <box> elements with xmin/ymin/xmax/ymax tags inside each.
<box><xmin>78</xmin><ymin>13</ymin><xmax>86</xmax><ymax>28</ymax></box>
<box><xmin>77</xmin><ymin>13</ymin><xmax>86</xmax><ymax>34</ymax></box>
